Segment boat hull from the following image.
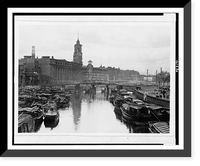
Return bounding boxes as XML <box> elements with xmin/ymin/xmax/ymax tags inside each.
<box><xmin>134</xmin><ymin>89</ymin><xmax>169</xmax><ymax>108</ymax></box>
<box><xmin>149</xmin><ymin>122</ymin><xmax>170</xmax><ymax>133</ymax></box>
<box><xmin>44</xmin><ymin>111</ymin><xmax>59</xmax><ymax>121</ymax></box>
<box><xmin>120</xmin><ymin>105</ymin><xmax>151</xmax><ymax>124</ymax></box>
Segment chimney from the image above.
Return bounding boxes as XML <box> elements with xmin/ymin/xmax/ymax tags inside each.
<box><xmin>32</xmin><ymin>46</ymin><xmax>35</xmax><ymax>59</ymax></box>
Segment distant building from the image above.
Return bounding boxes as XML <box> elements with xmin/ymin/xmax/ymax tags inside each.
<box><xmin>140</xmin><ymin>74</ymin><xmax>156</xmax><ymax>82</ymax></box>
<box><xmin>82</xmin><ymin>60</ymin><xmax>109</xmax><ymax>83</ymax></box>
<box><xmin>19</xmin><ymin>46</ymin><xmax>40</xmax><ymax>86</ymax></box>
<box><xmin>19</xmin><ymin>37</ymin><xmax>142</xmax><ymax>86</ymax></box>
<box><xmin>106</xmin><ymin>67</ymin><xmax>120</xmax><ymax>81</ymax></box>
<box><xmin>73</xmin><ymin>38</ymin><xmax>83</xmax><ymax>64</ymax></box>
<box><xmin>106</xmin><ymin>67</ymin><xmax>140</xmax><ymax>82</ymax></box>
<box><xmin>19</xmin><ymin>39</ymin><xmax>83</xmax><ymax>86</ymax></box>
<box><xmin>38</xmin><ymin>56</ymin><xmax>82</xmax><ymax>84</ymax></box>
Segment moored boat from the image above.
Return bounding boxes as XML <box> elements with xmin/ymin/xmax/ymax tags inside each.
<box><xmin>113</xmin><ymin>96</ymin><xmax>125</xmax><ymax>107</ymax></box>
<box><xmin>120</xmin><ymin>103</ymin><xmax>151</xmax><ymax>122</ymax></box>
<box><xmin>44</xmin><ymin>119</ymin><xmax>59</xmax><ymax>129</ymax></box>
<box><xmin>44</xmin><ymin>107</ymin><xmax>59</xmax><ymax>121</ymax></box>
<box><xmin>147</xmin><ymin>105</ymin><xmax>170</xmax><ymax>121</ymax></box>
<box><xmin>149</xmin><ymin>122</ymin><xmax>169</xmax><ymax>133</ymax></box>
<box><xmin>134</xmin><ymin>89</ymin><xmax>170</xmax><ymax>108</ymax></box>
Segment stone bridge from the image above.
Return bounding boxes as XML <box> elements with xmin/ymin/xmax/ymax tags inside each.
<box><xmin>51</xmin><ymin>80</ymin><xmax>157</xmax><ymax>92</ymax></box>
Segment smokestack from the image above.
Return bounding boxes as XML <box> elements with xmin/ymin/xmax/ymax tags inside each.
<box><xmin>32</xmin><ymin>46</ymin><xmax>35</xmax><ymax>59</ymax></box>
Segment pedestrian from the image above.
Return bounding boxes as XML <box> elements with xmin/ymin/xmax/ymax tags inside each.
<box><xmin>156</xmin><ymin>91</ymin><xmax>159</xmax><ymax>98</ymax></box>
<box><xmin>162</xmin><ymin>89</ymin><xmax>166</xmax><ymax>98</ymax></box>
<box><xmin>144</xmin><ymin>91</ymin><xmax>147</xmax><ymax>101</ymax></box>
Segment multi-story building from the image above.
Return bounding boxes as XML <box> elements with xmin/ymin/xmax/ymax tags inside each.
<box><xmin>18</xmin><ymin>46</ymin><xmax>40</xmax><ymax>86</ymax></box>
<box><xmin>106</xmin><ymin>67</ymin><xmax>140</xmax><ymax>82</ymax></box>
<box><xmin>82</xmin><ymin>60</ymin><xmax>109</xmax><ymax>83</ymax></box>
<box><xmin>39</xmin><ymin>56</ymin><xmax>82</xmax><ymax>84</ymax></box>
<box><xmin>19</xmin><ymin>37</ymin><xmax>141</xmax><ymax>86</ymax></box>
<box><xmin>19</xmin><ymin>39</ymin><xmax>83</xmax><ymax>86</ymax></box>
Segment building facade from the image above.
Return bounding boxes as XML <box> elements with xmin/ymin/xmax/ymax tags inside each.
<box><xmin>39</xmin><ymin>56</ymin><xmax>82</xmax><ymax>84</ymax></box>
<box><xmin>19</xmin><ymin>38</ymin><xmax>142</xmax><ymax>86</ymax></box>
<box><xmin>82</xmin><ymin>60</ymin><xmax>109</xmax><ymax>83</ymax></box>
<box><xmin>19</xmin><ymin>39</ymin><xmax>83</xmax><ymax>86</ymax></box>
<box><xmin>73</xmin><ymin>39</ymin><xmax>83</xmax><ymax>64</ymax></box>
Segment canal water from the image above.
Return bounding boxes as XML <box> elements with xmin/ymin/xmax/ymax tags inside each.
<box><xmin>36</xmin><ymin>91</ymin><xmax>150</xmax><ymax>134</ymax></box>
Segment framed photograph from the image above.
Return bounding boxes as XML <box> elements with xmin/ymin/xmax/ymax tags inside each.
<box><xmin>3</xmin><ymin>2</ymin><xmax>191</xmax><ymax>157</ymax></box>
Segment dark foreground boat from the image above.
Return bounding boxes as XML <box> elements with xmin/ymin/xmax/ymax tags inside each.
<box><xmin>18</xmin><ymin>114</ymin><xmax>35</xmax><ymax>133</ymax></box>
<box><xmin>147</xmin><ymin>105</ymin><xmax>170</xmax><ymax>121</ymax></box>
<box><xmin>44</xmin><ymin>108</ymin><xmax>59</xmax><ymax>121</ymax></box>
<box><xmin>120</xmin><ymin>103</ymin><xmax>151</xmax><ymax>124</ymax></box>
<box><xmin>149</xmin><ymin>122</ymin><xmax>169</xmax><ymax>133</ymax></box>
<box><xmin>44</xmin><ymin>119</ymin><xmax>59</xmax><ymax>129</ymax></box>
<box><xmin>134</xmin><ymin>89</ymin><xmax>170</xmax><ymax>108</ymax></box>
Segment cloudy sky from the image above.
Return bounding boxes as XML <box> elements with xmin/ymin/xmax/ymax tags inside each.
<box><xmin>16</xmin><ymin>16</ymin><xmax>173</xmax><ymax>75</ymax></box>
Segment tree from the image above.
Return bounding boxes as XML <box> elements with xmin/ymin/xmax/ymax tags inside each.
<box><xmin>157</xmin><ymin>71</ymin><xmax>170</xmax><ymax>87</ymax></box>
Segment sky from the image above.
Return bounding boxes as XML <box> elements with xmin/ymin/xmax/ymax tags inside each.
<box><xmin>16</xmin><ymin>16</ymin><xmax>173</xmax><ymax>75</ymax></box>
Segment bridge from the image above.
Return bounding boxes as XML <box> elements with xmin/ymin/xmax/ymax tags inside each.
<box><xmin>50</xmin><ymin>80</ymin><xmax>157</xmax><ymax>92</ymax></box>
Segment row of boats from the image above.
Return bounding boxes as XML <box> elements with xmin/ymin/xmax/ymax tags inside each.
<box><xmin>109</xmin><ymin>88</ymin><xmax>170</xmax><ymax>133</ymax></box>
<box><xmin>18</xmin><ymin>87</ymin><xmax>71</xmax><ymax>132</ymax></box>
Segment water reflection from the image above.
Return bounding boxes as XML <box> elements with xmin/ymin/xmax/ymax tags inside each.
<box><xmin>71</xmin><ymin>93</ymin><xmax>82</xmax><ymax>131</ymax></box>
<box><xmin>34</xmin><ymin>119</ymin><xmax>43</xmax><ymax>132</ymax></box>
<box><xmin>113</xmin><ymin>107</ymin><xmax>150</xmax><ymax>133</ymax></box>
<box><xmin>121</xmin><ymin>118</ymin><xmax>150</xmax><ymax>133</ymax></box>
<box><xmin>32</xmin><ymin>90</ymin><xmax>151</xmax><ymax>133</ymax></box>
<box><xmin>113</xmin><ymin>106</ymin><xmax>122</xmax><ymax>122</ymax></box>
<box><xmin>44</xmin><ymin>119</ymin><xmax>59</xmax><ymax>130</ymax></box>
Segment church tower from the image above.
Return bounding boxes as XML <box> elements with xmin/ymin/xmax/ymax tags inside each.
<box><xmin>73</xmin><ymin>37</ymin><xmax>83</xmax><ymax>64</ymax></box>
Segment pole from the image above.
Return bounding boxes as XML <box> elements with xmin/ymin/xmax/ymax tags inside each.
<box><xmin>156</xmin><ymin>70</ymin><xmax>157</xmax><ymax>85</ymax></box>
<box><xmin>147</xmin><ymin>69</ymin><xmax>148</xmax><ymax>83</ymax></box>
<box><xmin>160</xmin><ymin>67</ymin><xmax>162</xmax><ymax>87</ymax></box>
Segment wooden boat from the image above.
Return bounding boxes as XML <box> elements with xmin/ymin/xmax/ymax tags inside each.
<box><xmin>44</xmin><ymin>108</ymin><xmax>59</xmax><ymax>121</ymax></box>
<box><xmin>147</xmin><ymin>105</ymin><xmax>170</xmax><ymax>121</ymax></box>
<box><xmin>56</xmin><ymin>97</ymin><xmax>70</xmax><ymax>109</ymax></box>
<box><xmin>114</xmin><ymin>106</ymin><xmax>122</xmax><ymax>115</ymax></box>
<box><xmin>134</xmin><ymin>89</ymin><xmax>170</xmax><ymax>108</ymax></box>
<box><xmin>44</xmin><ymin>119</ymin><xmax>59</xmax><ymax>129</ymax></box>
<box><xmin>113</xmin><ymin>96</ymin><xmax>125</xmax><ymax>107</ymax></box>
<box><xmin>120</xmin><ymin>103</ymin><xmax>151</xmax><ymax>122</ymax></box>
<box><xmin>18</xmin><ymin>114</ymin><xmax>35</xmax><ymax>133</ymax></box>
<box><xmin>121</xmin><ymin>116</ymin><xmax>149</xmax><ymax>126</ymax></box>
<box><xmin>125</xmin><ymin>98</ymin><xmax>147</xmax><ymax>107</ymax></box>
<box><xmin>109</xmin><ymin>95</ymin><xmax>115</xmax><ymax>105</ymax></box>
<box><xmin>113</xmin><ymin>104</ymin><xmax>123</xmax><ymax>122</ymax></box>
<box><xmin>149</xmin><ymin>122</ymin><xmax>169</xmax><ymax>133</ymax></box>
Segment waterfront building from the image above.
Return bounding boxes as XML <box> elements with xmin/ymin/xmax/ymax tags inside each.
<box><xmin>73</xmin><ymin>38</ymin><xmax>83</xmax><ymax>64</ymax></box>
<box><xmin>140</xmin><ymin>74</ymin><xmax>156</xmax><ymax>82</ymax></box>
<box><xmin>82</xmin><ymin>60</ymin><xmax>109</xmax><ymax>83</ymax></box>
<box><xmin>19</xmin><ymin>37</ymin><xmax>141</xmax><ymax>86</ymax></box>
<box><xmin>106</xmin><ymin>67</ymin><xmax>140</xmax><ymax>83</ymax></box>
<box><xmin>39</xmin><ymin>56</ymin><xmax>82</xmax><ymax>84</ymax></box>
<box><xmin>19</xmin><ymin>39</ymin><xmax>83</xmax><ymax>86</ymax></box>
<box><xmin>18</xmin><ymin>46</ymin><xmax>40</xmax><ymax>86</ymax></box>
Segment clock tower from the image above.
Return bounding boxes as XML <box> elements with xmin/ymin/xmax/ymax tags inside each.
<box><xmin>73</xmin><ymin>38</ymin><xmax>83</xmax><ymax>64</ymax></box>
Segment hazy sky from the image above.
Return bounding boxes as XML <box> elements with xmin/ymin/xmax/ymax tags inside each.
<box><xmin>17</xmin><ymin>16</ymin><xmax>172</xmax><ymax>75</ymax></box>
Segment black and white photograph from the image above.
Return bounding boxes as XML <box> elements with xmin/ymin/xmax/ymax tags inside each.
<box><xmin>4</xmin><ymin>5</ymin><xmax>191</xmax><ymax>157</ymax></box>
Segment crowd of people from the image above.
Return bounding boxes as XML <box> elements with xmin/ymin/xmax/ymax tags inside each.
<box><xmin>155</xmin><ymin>87</ymin><xmax>170</xmax><ymax>99</ymax></box>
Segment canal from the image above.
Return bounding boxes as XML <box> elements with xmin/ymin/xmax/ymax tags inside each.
<box><xmin>36</xmin><ymin>90</ymin><xmax>150</xmax><ymax>134</ymax></box>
